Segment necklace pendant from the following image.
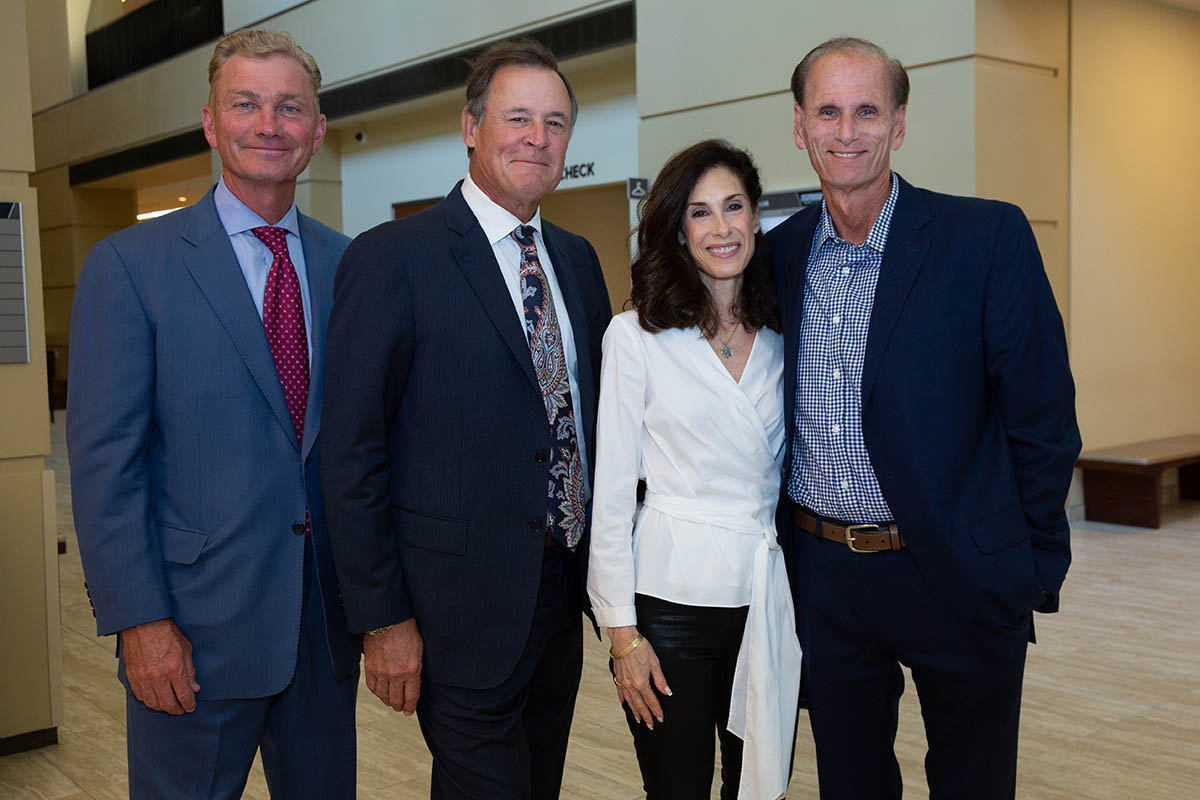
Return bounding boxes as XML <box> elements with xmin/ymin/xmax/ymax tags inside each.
<box><xmin>720</xmin><ymin>345</ymin><xmax>733</xmax><ymax>359</ymax></box>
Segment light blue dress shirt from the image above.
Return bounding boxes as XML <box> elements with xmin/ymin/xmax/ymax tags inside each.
<box><xmin>213</xmin><ymin>176</ymin><xmax>313</xmax><ymax>363</ymax></box>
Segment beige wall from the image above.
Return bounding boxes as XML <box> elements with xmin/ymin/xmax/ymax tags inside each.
<box><xmin>1070</xmin><ymin>0</ymin><xmax>1200</xmax><ymax>448</ymax></box>
<box><xmin>636</xmin><ymin>0</ymin><xmax>1070</xmax><ymax>316</ymax></box>
<box><xmin>0</xmin><ymin>0</ymin><xmax>62</xmax><ymax>744</ymax></box>
<box><xmin>541</xmin><ymin>183</ymin><xmax>633</xmax><ymax>314</ymax></box>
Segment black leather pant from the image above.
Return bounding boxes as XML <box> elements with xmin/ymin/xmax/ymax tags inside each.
<box><xmin>619</xmin><ymin>594</ymin><xmax>750</xmax><ymax>800</ymax></box>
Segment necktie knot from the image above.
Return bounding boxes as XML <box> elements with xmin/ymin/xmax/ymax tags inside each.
<box><xmin>511</xmin><ymin>225</ymin><xmax>536</xmax><ymax>248</ymax></box>
<box><xmin>251</xmin><ymin>226</ymin><xmax>291</xmax><ymax>259</ymax></box>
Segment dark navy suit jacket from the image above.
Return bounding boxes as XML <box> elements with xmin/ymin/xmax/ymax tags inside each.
<box><xmin>68</xmin><ymin>187</ymin><xmax>359</xmax><ymax>698</ymax></box>
<box><xmin>321</xmin><ymin>183</ymin><xmax>611</xmax><ymax>690</ymax></box>
<box><xmin>768</xmin><ymin>175</ymin><xmax>1081</xmax><ymax>632</ymax></box>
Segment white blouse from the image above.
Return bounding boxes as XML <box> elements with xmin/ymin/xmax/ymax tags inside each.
<box><xmin>588</xmin><ymin>310</ymin><xmax>802</xmax><ymax>800</ymax></box>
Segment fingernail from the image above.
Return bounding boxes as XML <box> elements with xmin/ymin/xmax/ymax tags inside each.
<box><xmin>664</xmin><ymin>686</ymin><xmax>673</xmax><ymax>696</ymax></box>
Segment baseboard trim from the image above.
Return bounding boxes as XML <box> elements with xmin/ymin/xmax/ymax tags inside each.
<box><xmin>0</xmin><ymin>727</ymin><xmax>58</xmax><ymax>756</ymax></box>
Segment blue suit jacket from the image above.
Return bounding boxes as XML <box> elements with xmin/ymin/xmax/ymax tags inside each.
<box><xmin>67</xmin><ymin>187</ymin><xmax>359</xmax><ymax>698</ymax></box>
<box><xmin>768</xmin><ymin>176</ymin><xmax>1081</xmax><ymax>632</ymax></box>
<box><xmin>321</xmin><ymin>183</ymin><xmax>612</xmax><ymax>690</ymax></box>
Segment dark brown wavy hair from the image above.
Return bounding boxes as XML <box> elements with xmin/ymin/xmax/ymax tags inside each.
<box><xmin>631</xmin><ymin>139</ymin><xmax>780</xmax><ymax>337</ymax></box>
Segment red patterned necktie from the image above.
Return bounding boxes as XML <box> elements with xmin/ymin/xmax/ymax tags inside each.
<box><xmin>251</xmin><ymin>226</ymin><xmax>309</xmax><ymax>444</ymax></box>
<box><xmin>511</xmin><ymin>225</ymin><xmax>585</xmax><ymax>550</ymax></box>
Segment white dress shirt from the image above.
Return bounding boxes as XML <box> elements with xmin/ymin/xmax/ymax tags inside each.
<box><xmin>213</xmin><ymin>176</ymin><xmax>313</xmax><ymax>363</ymax></box>
<box><xmin>460</xmin><ymin>173</ymin><xmax>589</xmax><ymax>491</ymax></box>
<box><xmin>588</xmin><ymin>310</ymin><xmax>802</xmax><ymax>800</ymax></box>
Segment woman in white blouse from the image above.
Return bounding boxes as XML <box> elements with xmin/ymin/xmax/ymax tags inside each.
<box><xmin>588</xmin><ymin>140</ymin><xmax>803</xmax><ymax>800</ymax></box>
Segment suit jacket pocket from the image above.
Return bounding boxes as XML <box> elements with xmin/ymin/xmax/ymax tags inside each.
<box><xmin>967</xmin><ymin>502</ymin><xmax>1029</xmax><ymax>554</ymax></box>
<box><xmin>392</xmin><ymin>507</ymin><xmax>467</xmax><ymax>556</ymax></box>
<box><xmin>157</xmin><ymin>523</ymin><xmax>208</xmax><ymax>565</ymax></box>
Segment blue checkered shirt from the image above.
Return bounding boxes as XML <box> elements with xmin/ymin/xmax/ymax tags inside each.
<box><xmin>788</xmin><ymin>174</ymin><xmax>899</xmax><ymax>522</ymax></box>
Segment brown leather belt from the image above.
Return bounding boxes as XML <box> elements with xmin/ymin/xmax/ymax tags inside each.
<box><xmin>793</xmin><ymin>507</ymin><xmax>905</xmax><ymax>553</ymax></box>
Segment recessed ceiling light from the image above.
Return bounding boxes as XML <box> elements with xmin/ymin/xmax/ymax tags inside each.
<box><xmin>177</xmin><ymin>196</ymin><xmax>188</xmax><ymax>203</ymax></box>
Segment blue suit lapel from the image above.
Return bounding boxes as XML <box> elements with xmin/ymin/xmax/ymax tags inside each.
<box><xmin>444</xmin><ymin>184</ymin><xmax>539</xmax><ymax>390</ymax></box>
<box><xmin>861</xmin><ymin>176</ymin><xmax>933</xmax><ymax>403</ymax></box>
<box><xmin>181</xmin><ymin>190</ymin><xmax>299</xmax><ymax>452</ymax></box>
<box><xmin>299</xmin><ymin>213</ymin><xmax>336</xmax><ymax>461</ymax></box>
<box><xmin>778</xmin><ymin>208</ymin><xmax>820</xmax><ymax>441</ymax></box>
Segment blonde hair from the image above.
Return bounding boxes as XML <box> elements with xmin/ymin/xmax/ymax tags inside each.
<box><xmin>208</xmin><ymin>29</ymin><xmax>322</xmax><ymax>111</ymax></box>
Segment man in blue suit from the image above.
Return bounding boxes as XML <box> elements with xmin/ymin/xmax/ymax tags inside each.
<box><xmin>68</xmin><ymin>29</ymin><xmax>358</xmax><ymax>799</ymax></box>
<box><xmin>768</xmin><ymin>38</ymin><xmax>1081</xmax><ymax>799</ymax></box>
<box><xmin>321</xmin><ymin>39</ymin><xmax>610</xmax><ymax>800</ymax></box>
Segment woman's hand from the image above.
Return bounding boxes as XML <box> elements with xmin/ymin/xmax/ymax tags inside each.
<box><xmin>608</xmin><ymin>626</ymin><xmax>671</xmax><ymax>730</ymax></box>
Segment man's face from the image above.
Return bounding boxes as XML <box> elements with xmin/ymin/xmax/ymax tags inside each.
<box><xmin>794</xmin><ymin>50</ymin><xmax>906</xmax><ymax>197</ymax></box>
<box><xmin>202</xmin><ymin>54</ymin><xmax>326</xmax><ymax>196</ymax></box>
<box><xmin>462</xmin><ymin>65</ymin><xmax>572</xmax><ymax>218</ymax></box>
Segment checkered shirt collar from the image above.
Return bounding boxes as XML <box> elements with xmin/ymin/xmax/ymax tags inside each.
<box><xmin>814</xmin><ymin>172</ymin><xmax>901</xmax><ymax>254</ymax></box>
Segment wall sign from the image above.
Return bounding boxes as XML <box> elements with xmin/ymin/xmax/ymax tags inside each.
<box><xmin>0</xmin><ymin>203</ymin><xmax>28</xmax><ymax>364</ymax></box>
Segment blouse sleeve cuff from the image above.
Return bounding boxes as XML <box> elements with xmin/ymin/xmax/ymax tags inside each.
<box><xmin>591</xmin><ymin>604</ymin><xmax>638</xmax><ymax>629</ymax></box>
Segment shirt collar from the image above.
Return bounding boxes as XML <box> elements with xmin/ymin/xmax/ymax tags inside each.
<box><xmin>815</xmin><ymin>171</ymin><xmax>900</xmax><ymax>253</ymax></box>
<box><xmin>461</xmin><ymin>172</ymin><xmax>543</xmax><ymax>246</ymax></box>
<box><xmin>213</xmin><ymin>175</ymin><xmax>300</xmax><ymax>238</ymax></box>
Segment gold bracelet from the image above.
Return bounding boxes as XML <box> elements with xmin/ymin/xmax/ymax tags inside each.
<box><xmin>366</xmin><ymin>625</ymin><xmax>393</xmax><ymax>636</ymax></box>
<box><xmin>610</xmin><ymin>633</ymin><xmax>644</xmax><ymax>660</ymax></box>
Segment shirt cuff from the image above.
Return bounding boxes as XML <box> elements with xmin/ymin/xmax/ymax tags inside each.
<box><xmin>592</xmin><ymin>604</ymin><xmax>637</xmax><ymax>629</ymax></box>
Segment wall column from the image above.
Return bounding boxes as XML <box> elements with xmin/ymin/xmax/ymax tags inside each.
<box><xmin>0</xmin><ymin>0</ymin><xmax>61</xmax><ymax>755</ymax></box>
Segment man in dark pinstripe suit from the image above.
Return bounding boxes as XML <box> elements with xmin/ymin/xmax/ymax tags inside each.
<box><xmin>321</xmin><ymin>38</ymin><xmax>611</xmax><ymax>800</ymax></box>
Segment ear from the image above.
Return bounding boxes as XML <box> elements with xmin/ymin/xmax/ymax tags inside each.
<box><xmin>311</xmin><ymin>114</ymin><xmax>327</xmax><ymax>155</ymax></box>
<box><xmin>677</xmin><ymin>230</ymin><xmax>686</xmax><ymax>246</ymax></box>
<box><xmin>793</xmin><ymin>103</ymin><xmax>809</xmax><ymax>152</ymax></box>
<box><xmin>890</xmin><ymin>104</ymin><xmax>907</xmax><ymax>151</ymax></box>
<box><xmin>202</xmin><ymin>106</ymin><xmax>218</xmax><ymax>150</ymax></box>
<box><xmin>462</xmin><ymin>105</ymin><xmax>479</xmax><ymax>150</ymax></box>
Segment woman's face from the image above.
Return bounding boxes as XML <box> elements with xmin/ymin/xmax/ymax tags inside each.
<box><xmin>680</xmin><ymin>165</ymin><xmax>760</xmax><ymax>289</ymax></box>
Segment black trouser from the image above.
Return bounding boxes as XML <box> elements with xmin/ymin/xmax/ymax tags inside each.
<box><xmin>418</xmin><ymin>545</ymin><xmax>583</xmax><ymax>800</ymax></box>
<box><xmin>620</xmin><ymin>594</ymin><xmax>749</xmax><ymax>800</ymax></box>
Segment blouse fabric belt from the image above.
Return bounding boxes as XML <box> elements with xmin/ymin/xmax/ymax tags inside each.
<box><xmin>642</xmin><ymin>492</ymin><xmax>803</xmax><ymax>800</ymax></box>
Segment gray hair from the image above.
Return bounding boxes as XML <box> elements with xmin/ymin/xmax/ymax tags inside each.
<box><xmin>790</xmin><ymin>36</ymin><xmax>909</xmax><ymax>109</ymax></box>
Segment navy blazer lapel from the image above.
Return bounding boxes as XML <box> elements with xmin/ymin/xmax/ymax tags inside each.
<box><xmin>181</xmin><ymin>189</ymin><xmax>299</xmax><ymax>452</ymax></box>
<box><xmin>299</xmin><ymin>213</ymin><xmax>336</xmax><ymax>461</ymax></box>
<box><xmin>541</xmin><ymin>222</ymin><xmax>597</xmax><ymax>438</ymax></box>
<box><xmin>777</xmin><ymin>207</ymin><xmax>820</xmax><ymax>435</ymax></box>
<box><xmin>444</xmin><ymin>184</ymin><xmax>539</xmax><ymax>389</ymax></box>
<box><xmin>861</xmin><ymin>176</ymin><xmax>934</xmax><ymax>402</ymax></box>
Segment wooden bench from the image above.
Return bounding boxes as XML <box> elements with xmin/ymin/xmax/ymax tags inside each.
<box><xmin>1077</xmin><ymin>434</ymin><xmax>1200</xmax><ymax>528</ymax></box>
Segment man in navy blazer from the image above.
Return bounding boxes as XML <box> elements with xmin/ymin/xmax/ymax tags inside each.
<box><xmin>68</xmin><ymin>30</ymin><xmax>358</xmax><ymax>799</ymax></box>
<box><xmin>768</xmin><ymin>38</ymin><xmax>1080</xmax><ymax>799</ymax></box>
<box><xmin>321</xmin><ymin>39</ymin><xmax>610</xmax><ymax>800</ymax></box>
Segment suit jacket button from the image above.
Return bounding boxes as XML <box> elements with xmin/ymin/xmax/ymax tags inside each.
<box><xmin>292</xmin><ymin>522</ymin><xmax>305</xmax><ymax>536</ymax></box>
<box><xmin>530</xmin><ymin>516</ymin><xmax>544</xmax><ymax>531</ymax></box>
<box><xmin>535</xmin><ymin>450</ymin><xmax>548</xmax><ymax>463</ymax></box>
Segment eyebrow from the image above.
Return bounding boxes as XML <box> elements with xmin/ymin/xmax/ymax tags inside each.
<box><xmin>230</xmin><ymin>89</ymin><xmax>306</xmax><ymax>104</ymax></box>
<box><xmin>687</xmin><ymin>193</ymin><xmax>747</xmax><ymax>207</ymax></box>
<box><xmin>501</xmin><ymin>106</ymin><xmax>569</xmax><ymax>119</ymax></box>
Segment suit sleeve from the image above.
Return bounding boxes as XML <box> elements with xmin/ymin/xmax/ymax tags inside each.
<box><xmin>983</xmin><ymin>205</ymin><xmax>1082</xmax><ymax>610</ymax></box>
<box><xmin>67</xmin><ymin>239</ymin><xmax>173</xmax><ymax>635</ymax></box>
<box><xmin>320</xmin><ymin>230</ymin><xmax>415</xmax><ymax>634</ymax></box>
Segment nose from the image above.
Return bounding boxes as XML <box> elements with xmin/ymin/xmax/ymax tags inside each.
<box><xmin>835</xmin><ymin>113</ymin><xmax>857</xmax><ymax>144</ymax></box>
<box><xmin>713</xmin><ymin>213</ymin><xmax>731</xmax><ymax>237</ymax></box>
<box><xmin>256</xmin><ymin>108</ymin><xmax>280</xmax><ymax>136</ymax></box>
<box><xmin>525</xmin><ymin>122</ymin><xmax>548</xmax><ymax>148</ymax></box>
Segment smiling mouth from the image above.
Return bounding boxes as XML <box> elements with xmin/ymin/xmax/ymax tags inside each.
<box><xmin>831</xmin><ymin>151</ymin><xmax>866</xmax><ymax>159</ymax></box>
<box><xmin>707</xmin><ymin>243</ymin><xmax>741</xmax><ymax>256</ymax></box>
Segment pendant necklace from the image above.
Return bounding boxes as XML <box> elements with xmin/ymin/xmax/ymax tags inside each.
<box><xmin>716</xmin><ymin>321</ymin><xmax>737</xmax><ymax>359</ymax></box>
